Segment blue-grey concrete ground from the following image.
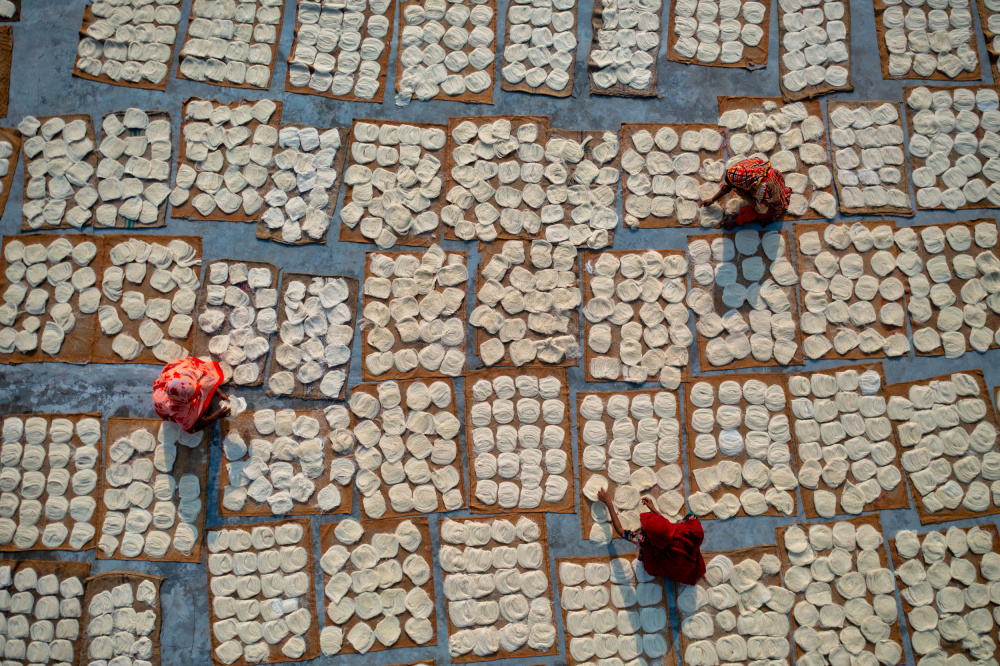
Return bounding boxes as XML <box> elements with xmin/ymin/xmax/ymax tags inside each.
<box><xmin>1</xmin><ymin>0</ymin><xmax>999</xmax><ymax>665</ymax></box>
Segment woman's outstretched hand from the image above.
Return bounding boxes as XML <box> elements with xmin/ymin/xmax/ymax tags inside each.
<box><xmin>597</xmin><ymin>487</ymin><xmax>612</xmax><ymax>507</ymax></box>
<box><xmin>641</xmin><ymin>497</ymin><xmax>657</xmax><ymax>512</ymax></box>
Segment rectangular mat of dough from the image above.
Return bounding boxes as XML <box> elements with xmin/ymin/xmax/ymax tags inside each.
<box><xmin>473</xmin><ymin>239</ymin><xmax>581</xmax><ymax>368</ymax></box>
<box><xmin>776</xmin><ymin>0</ymin><xmax>851</xmax><ymax>101</ymax></box>
<box><xmin>20</xmin><ymin>113</ymin><xmax>99</xmax><ymax>231</ymax></box>
<box><xmin>464</xmin><ymin>367</ymin><xmax>574</xmax><ymax>514</ymax></box>
<box><xmin>620</xmin><ymin>123</ymin><xmax>725</xmax><ymax>229</ymax></box>
<box><xmin>176</xmin><ymin>0</ymin><xmax>285</xmax><ymax>91</ymax></box>
<box><xmin>902</xmin><ymin>85</ymin><xmax>1000</xmax><ymax>211</ymax></box>
<box><xmin>558</xmin><ymin>553</ymin><xmax>674</xmax><ymax>666</ymax></box>
<box><xmin>361</xmin><ymin>246</ymin><xmax>467</xmax><ymax>381</ymax></box>
<box><xmin>792</xmin><ymin>220</ymin><xmax>910</xmax><ymax>361</ymax></box>
<box><xmin>545</xmin><ymin>128</ymin><xmax>620</xmax><ymax>248</ymax></box>
<box><xmin>0</xmin><ymin>558</ymin><xmax>91</xmax><ymax>666</ymax></box>
<box><xmin>884</xmin><ymin>368</ymin><xmax>1000</xmax><ymax>525</ymax></box>
<box><xmin>686</xmin><ymin>229</ymin><xmax>804</xmax><ymax>371</ymax></box>
<box><xmin>79</xmin><ymin>571</ymin><xmax>165</xmax><ymax>666</ymax></box>
<box><xmin>0</xmin><ymin>126</ymin><xmax>17</xmax><ymax>221</ymax></box>
<box><xmin>96</xmin><ymin>417</ymin><xmax>209</xmax><ymax>563</ymax></box>
<box><xmin>716</xmin><ymin>96</ymin><xmax>837</xmax><ymax>220</ymax></box>
<box><xmin>205</xmin><ymin>518</ymin><xmax>320</xmax><ymax>666</ymax></box>
<box><xmin>439</xmin><ymin>514</ymin><xmax>560</xmax><ymax>662</ymax></box>
<box><xmin>338</xmin><ymin>119</ymin><xmax>447</xmax><ymax>249</ymax></box>
<box><xmin>977</xmin><ymin>0</ymin><xmax>1000</xmax><ymax>90</ymax></box>
<box><xmin>253</xmin><ymin>124</ymin><xmax>349</xmax><ymax>246</ymax></box>
<box><xmin>684</xmin><ymin>372</ymin><xmax>797</xmax><ymax>519</ymax></box>
<box><xmin>347</xmin><ymin>377</ymin><xmax>466</xmax><ymax>519</ymax></box>
<box><xmin>285</xmin><ymin>0</ymin><xmax>395</xmax><ymax>103</ymax></box>
<box><xmin>191</xmin><ymin>259</ymin><xmax>279</xmax><ymax>388</ymax></box>
<box><xmin>0</xmin><ymin>412</ymin><xmax>102</xmax><ymax>552</ymax></box>
<box><xmin>577</xmin><ymin>387</ymin><xmax>685</xmax><ymax>542</ymax></box>
<box><xmin>394</xmin><ymin>0</ymin><xmax>498</xmax><ymax>105</ymax></box>
<box><xmin>776</xmin><ymin>514</ymin><xmax>904</xmax><ymax>666</ymax></box>
<box><xmin>72</xmin><ymin>2</ymin><xmax>179</xmax><ymax>91</ymax></box>
<box><xmin>317</xmin><ymin>516</ymin><xmax>437</xmax><ymax>654</ymax></box>
<box><xmin>0</xmin><ymin>233</ymin><xmax>103</xmax><ymax>365</ymax></box>
<box><xmin>90</xmin><ymin>235</ymin><xmax>202</xmax><ymax>365</ymax></box>
<box><xmin>888</xmin><ymin>523</ymin><xmax>1000</xmax><ymax>662</ymax></box>
<box><xmin>587</xmin><ymin>0</ymin><xmax>661</xmax><ymax>97</ymax></box>
<box><xmin>499</xmin><ymin>0</ymin><xmax>577</xmax><ymax>97</ymax></box>
<box><xmin>786</xmin><ymin>362</ymin><xmax>909</xmax><ymax>519</ymax></box>
<box><xmin>94</xmin><ymin>109</ymin><xmax>173</xmax><ymax>229</ymax></box>
<box><xmin>171</xmin><ymin>97</ymin><xmax>283</xmax><ymax>223</ymax></box>
<box><xmin>443</xmin><ymin>115</ymin><xmax>551</xmax><ymax>242</ymax></box>
<box><xmin>825</xmin><ymin>101</ymin><xmax>914</xmax><ymax>216</ymax></box>
<box><xmin>264</xmin><ymin>272</ymin><xmax>357</xmax><ymax>400</ymax></box>
<box><xmin>674</xmin><ymin>544</ymin><xmax>788</xmax><ymax>666</ymax></box>
<box><xmin>873</xmin><ymin>0</ymin><xmax>982</xmax><ymax>81</ymax></box>
<box><xmin>218</xmin><ymin>408</ymin><xmax>354</xmax><ymax>517</ymax></box>
<box><xmin>581</xmin><ymin>248</ymin><xmax>691</xmax><ymax>384</ymax></box>
<box><xmin>667</xmin><ymin>0</ymin><xmax>769</xmax><ymax>70</ymax></box>
<box><xmin>902</xmin><ymin>219</ymin><xmax>1000</xmax><ymax>356</ymax></box>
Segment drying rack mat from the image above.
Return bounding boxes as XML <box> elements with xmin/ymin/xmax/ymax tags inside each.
<box><xmin>776</xmin><ymin>1</ymin><xmax>852</xmax><ymax>101</ymax></box>
<box><xmin>474</xmin><ymin>240</ymin><xmax>580</xmax><ymax>368</ymax></box>
<box><xmin>176</xmin><ymin>1</ymin><xmax>286</xmax><ymax>91</ymax></box>
<box><xmin>264</xmin><ymin>271</ymin><xmax>358</xmax><ymax>400</ymax></box>
<box><xmin>667</xmin><ymin>3</ymin><xmax>769</xmax><ymax>70</ymax></box>
<box><xmin>79</xmin><ymin>571</ymin><xmax>165</xmax><ymax>666</ymax></box>
<box><xmin>206</xmin><ymin>517</ymin><xmax>320</xmax><ymax>666</ymax></box>
<box><xmin>674</xmin><ymin>543</ymin><xmax>784</xmax><ymax>666</ymax></box>
<box><xmin>191</xmin><ymin>258</ymin><xmax>279</xmax><ymax>388</ymax></box>
<box><xmin>285</xmin><ymin>2</ymin><xmax>395</xmax><ymax>103</ymax></box>
<box><xmin>96</xmin><ymin>417</ymin><xmax>209</xmax><ymax>563</ymax></box>
<box><xmin>394</xmin><ymin>0</ymin><xmax>497</xmax><ymax>105</ymax></box>
<box><xmin>577</xmin><ymin>387</ymin><xmax>684</xmax><ymax>540</ymax></box>
<box><xmin>72</xmin><ymin>6</ymin><xmax>176</xmax><ymax>91</ymax></box>
<box><xmin>687</xmin><ymin>230</ymin><xmax>805</xmax><ymax>371</ymax></box>
<box><xmin>463</xmin><ymin>366</ymin><xmax>575</xmax><ymax>514</ymax></box>
<box><xmin>254</xmin><ymin>124</ymin><xmax>349</xmax><ymax>246</ymax></box>
<box><xmin>581</xmin><ymin>248</ymin><xmax>691</xmax><ymax>382</ymax></box>
<box><xmin>873</xmin><ymin>0</ymin><xmax>982</xmax><ymax>81</ymax></box>
<box><xmin>547</xmin><ymin>127</ymin><xmax>621</xmax><ymax>247</ymax></box>
<box><xmin>360</xmin><ymin>248</ymin><xmax>467</xmax><ymax>382</ymax></box>
<box><xmin>775</xmin><ymin>513</ymin><xmax>904</xmax><ymax>665</ymax></box>
<box><xmin>0</xmin><ymin>26</ymin><xmax>11</xmax><ymax>118</ymax></box>
<box><xmin>20</xmin><ymin>113</ymin><xmax>98</xmax><ymax>231</ymax></box>
<box><xmin>97</xmin><ymin>109</ymin><xmax>172</xmax><ymax>229</ymax></box>
<box><xmin>888</xmin><ymin>523</ymin><xmax>1000</xmax><ymax>660</ymax></box>
<box><xmin>976</xmin><ymin>0</ymin><xmax>1000</xmax><ymax>90</ymax></box>
<box><xmin>792</xmin><ymin>220</ymin><xmax>908</xmax><ymax>361</ymax></box>
<box><xmin>825</xmin><ymin>101</ymin><xmax>914</xmax><ymax>217</ymax></box>
<box><xmin>318</xmin><ymin>516</ymin><xmax>437</xmax><ymax>653</ymax></box>
<box><xmin>443</xmin><ymin>115</ymin><xmax>551</xmax><ymax>242</ymax></box>
<box><xmin>499</xmin><ymin>0</ymin><xmax>577</xmax><ymax>97</ymax></box>
<box><xmin>905</xmin><ymin>219</ymin><xmax>1000</xmax><ymax>356</ymax></box>
<box><xmin>620</xmin><ymin>123</ymin><xmax>724</xmax><ymax>229</ymax></box>
<box><xmin>90</xmin><ymin>235</ymin><xmax>203</xmax><ymax>365</ymax></box>
<box><xmin>587</xmin><ymin>1</ymin><xmax>661</xmax><ymax>97</ymax></box>
<box><xmin>717</xmin><ymin>96</ymin><xmax>835</xmax><ymax>221</ymax></box>
<box><xmin>218</xmin><ymin>409</ymin><xmax>354</xmax><ymax>517</ymax></box>
<box><xmin>902</xmin><ymin>86</ymin><xmax>999</xmax><ymax>211</ymax></box>
<box><xmin>0</xmin><ymin>233</ymin><xmax>103</xmax><ymax>365</ymax></box>
<box><xmin>339</xmin><ymin>119</ymin><xmax>446</xmax><ymax>248</ymax></box>
<box><xmin>441</xmin><ymin>513</ymin><xmax>560</xmax><ymax>663</ymax></box>
<box><xmin>559</xmin><ymin>553</ymin><xmax>675</xmax><ymax>666</ymax></box>
<box><xmin>683</xmin><ymin>372</ymin><xmax>796</xmax><ymax>519</ymax></box>
<box><xmin>0</xmin><ymin>411</ymin><xmax>103</xmax><ymax>552</ymax></box>
<box><xmin>349</xmin><ymin>377</ymin><xmax>467</xmax><ymax>519</ymax></box>
<box><xmin>884</xmin><ymin>368</ymin><xmax>1000</xmax><ymax>524</ymax></box>
<box><xmin>172</xmin><ymin>97</ymin><xmax>283</xmax><ymax>223</ymax></box>
<box><xmin>787</xmin><ymin>362</ymin><xmax>909</xmax><ymax>518</ymax></box>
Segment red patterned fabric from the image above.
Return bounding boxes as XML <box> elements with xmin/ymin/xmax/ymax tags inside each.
<box><xmin>152</xmin><ymin>357</ymin><xmax>223</xmax><ymax>433</ymax></box>
<box><xmin>638</xmin><ymin>512</ymin><xmax>706</xmax><ymax>584</ymax></box>
<box><xmin>725</xmin><ymin>158</ymin><xmax>791</xmax><ymax>223</ymax></box>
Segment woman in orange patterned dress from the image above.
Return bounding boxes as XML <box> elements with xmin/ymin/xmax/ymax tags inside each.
<box><xmin>152</xmin><ymin>357</ymin><xmax>230</xmax><ymax>433</ymax></box>
<box><xmin>701</xmin><ymin>157</ymin><xmax>791</xmax><ymax>228</ymax></box>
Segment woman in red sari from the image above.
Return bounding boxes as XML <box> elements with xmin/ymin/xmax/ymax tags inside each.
<box><xmin>598</xmin><ymin>487</ymin><xmax>706</xmax><ymax>585</ymax></box>
<box><xmin>153</xmin><ymin>357</ymin><xmax>231</xmax><ymax>433</ymax></box>
<box><xmin>701</xmin><ymin>157</ymin><xmax>791</xmax><ymax>228</ymax></box>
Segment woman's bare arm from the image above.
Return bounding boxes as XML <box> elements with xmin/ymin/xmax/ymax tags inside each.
<box><xmin>641</xmin><ymin>497</ymin><xmax>660</xmax><ymax>516</ymax></box>
<box><xmin>700</xmin><ymin>182</ymin><xmax>731</xmax><ymax>207</ymax></box>
<box><xmin>597</xmin><ymin>487</ymin><xmax>625</xmax><ymax>537</ymax></box>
